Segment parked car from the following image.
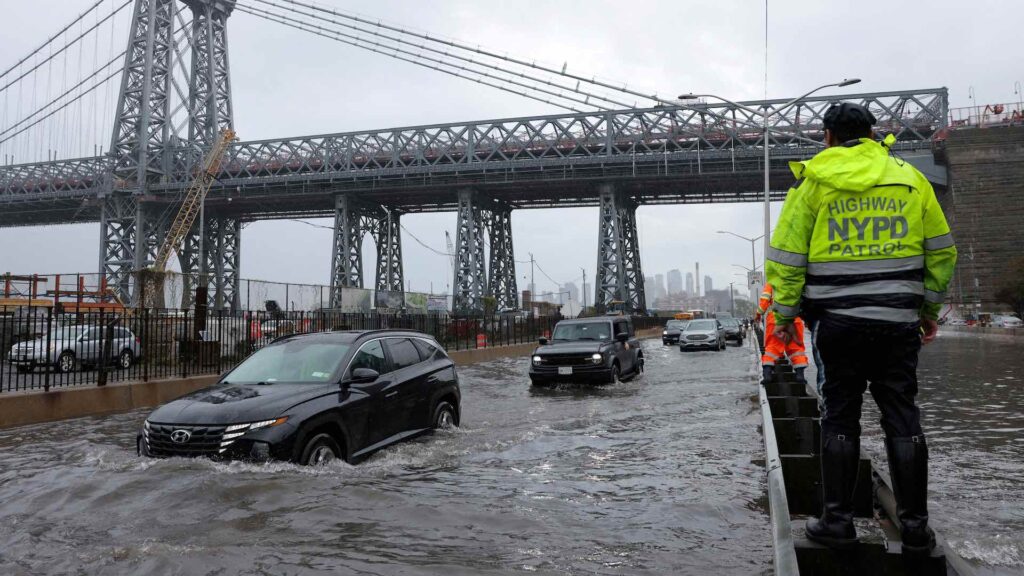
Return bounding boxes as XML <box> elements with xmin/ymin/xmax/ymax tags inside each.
<box><xmin>138</xmin><ymin>330</ymin><xmax>460</xmax><ymax>465</ymax></box>
<box><xmin>662</xmin><ymin>319</ymin><xmax>689</xmax><ymax>345</ymax></box>
<box><xmin>993</xmin><ymin>315</ymin><xmax>1022</xmax><ymax>328</ymax></box>
<box><xmin>529</xmin><ymin>316</ymin><xmax>643</xmax><ymax>385</ymax></box>
<box><xmin>8</xmin><ymin>324</ymin><xmax>140</xmax><ymax>373</ymax></box>
<box><xmin>679</xmin><ymin>319</ymin><xmax>726</xmax><ymax>351</ymax></box>
<box><xmin>720</xmin><ymin>318</ymin><xmax>744</xmax><ymax>346</ymax></box>
<box><xmin>259</xmin><ymin>319</ymin><xmax>296</xmax><ymax>340</ymax></box>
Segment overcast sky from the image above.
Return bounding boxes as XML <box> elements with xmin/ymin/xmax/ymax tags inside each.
<box><xmin>0</xmin><ymin>0</ymin><xmax>1018</xmax><ymax>300</ymax></box>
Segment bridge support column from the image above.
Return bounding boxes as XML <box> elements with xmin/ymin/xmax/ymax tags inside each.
<box><xmin>178</xmin><ymin>214</ymin><xmax>239</xmax><ymax>311</ymax></box>
<box><xmin>454</xmin><ymin>189</ymin><xmax>487</xmax><ymax>314</ymax></box>
<box><xmin>487</xmin><ymin>206</ymin><xmax>518</xmax><ymax>311</ymax></box>
<box><xmin>371</xmin><ymin>209</ymin><xmax>404</xmax><ymax>296</ymax></box>
<box><xmin>595</xmin><ymin>184</ymin><xmax>646</xmax><ymax>314</ymax></box>
<box><xmin>330</xmin><ymin>194</ymin><xmax>365</xmax><ymax>308</ymax></box>
<box><xmin>99</xmin><ymin>194</ymin><xmax>142</xmax><ymax>301</ymax></box>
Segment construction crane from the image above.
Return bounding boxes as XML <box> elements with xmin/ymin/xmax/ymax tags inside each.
<box><xmin>152</xmin><ymin>128</ymin><xmax>237</xmax><ymax>272</ymax></box>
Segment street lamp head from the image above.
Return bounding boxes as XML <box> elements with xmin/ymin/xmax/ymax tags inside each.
<box><xmin>677</xmin><ymin>93</ymin><xmax>699</xmax><ymax>100</ymax></box>
<box><xmin>838</xmin><ymin>78</ymin><xmax>861</xmax><ymax>87</ymax></box>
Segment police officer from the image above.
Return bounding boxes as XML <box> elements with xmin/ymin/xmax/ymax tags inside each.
<box><xmin>765</xmin><ymin>102</ymin><xmax>957</xmax><ymax>553</ymax></box>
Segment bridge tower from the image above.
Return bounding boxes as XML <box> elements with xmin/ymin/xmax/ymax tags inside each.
<box><xmin>101</xmin><ymin>0</ymin><xmax>239</xmax><ymax>309</ymax></box>
<box><xmin>594</xmin><ymin>184</ymin><xmax>646</xmax><ymax>314</ymax></box>
<box><xmin>453</xmin><ymin>190</ymin><xmax>519</xmax><ymax>314</ymax></box>
<box><xmin>329</xmin><ymin>194</ymin><xmax>406</xmax><ymax>309</ymax></box>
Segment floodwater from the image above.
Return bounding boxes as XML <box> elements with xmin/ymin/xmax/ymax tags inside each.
<box><xmin>810</xmin><ymin>331</ymin><xmax>1024</xmax><ymax>575</ymax></box>
<box><xmin>0</xmin><ymin>340</ymin><xmax>773</xmax><ymax>575</ymax></box>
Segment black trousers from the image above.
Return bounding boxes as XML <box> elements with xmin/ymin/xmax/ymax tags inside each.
<box><xmin>815</xmin><ymin>317</ymin><xmax>924</xmax><ymax>439</ymax></box>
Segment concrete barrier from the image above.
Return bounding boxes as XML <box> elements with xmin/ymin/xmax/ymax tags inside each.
<box><xmin>944</xmin><ymin>325</ymin><xmax>1022</xmax><ymax>338</ymax></box>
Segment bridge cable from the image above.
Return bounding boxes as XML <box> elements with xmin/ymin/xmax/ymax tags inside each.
<box><xmin>0</xmin><ymin>0</ymin><xmax>131</xmax><ymax>96</ymax></box>
<box><xmin>270</xmin><ymin>0</ymin><xmax>675</xmax><ymax>107</ymax></box>
<box><xmin>234</xmin><ymin>4</ymin><xmax>585</xmax><ymax>113</ymax></box>
<box><xmin>0</xmin><ymin>0</ymin><xmax>105</xmax><ymax>82</ymax></box>
<box><xmin>247</xmin><ymin>0</ymin><xmax>634</xmax><ymax>111</ymax></box>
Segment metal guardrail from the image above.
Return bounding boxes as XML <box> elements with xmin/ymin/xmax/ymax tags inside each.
<box><xmin>948</xmin><ymin>102</ymin><xmax>1024</xmax><ymax>129</ymax></box>
<box><xmin>759</xmin><ymin>380</ymin><xmax>801</xmax><ymax>574</ymax></box>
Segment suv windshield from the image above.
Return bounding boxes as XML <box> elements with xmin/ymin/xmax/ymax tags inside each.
<box><xmin>687</xmin><ymin>320</ymin><xmax>717</xmax><ymax>331</ymax></box>
<box><xmin>722</xmin><ymin>319</ymin><xmax>740</xmax><ymax>328</ymax></box>
<box><xmin>225</xmin><ymin>339</ymin><xmax>350</xmax><ymax>384</ymax></box>
<box><xmin>552</xmin><ymin>322</ymin><xmax>611</xmax><ymax>341</ymax></box>
<box><xmin>666</xmin><ymin>320</ymin><xmax>686</xmax><ymax>329</ymax></box>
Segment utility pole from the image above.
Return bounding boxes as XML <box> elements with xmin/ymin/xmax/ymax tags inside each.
<box><xmin>581</xmin><ymin>267</ymin><xmax>587</xmax><ymax>315</ymax></box>
<box><xmin>529</xmin><ymin>252</ymin><xmax>535</xmax><ymax>297</ymax></box>
<box><xmin>729</xmin><ymin>282</ymin><xmax>736</xmax><ymax>317</ymax></box>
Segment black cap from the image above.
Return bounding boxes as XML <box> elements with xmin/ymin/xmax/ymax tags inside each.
<box><xmin>823</xmin><ymin>102</ymin><xmax>877</xmax><ymax>134</ymax></box>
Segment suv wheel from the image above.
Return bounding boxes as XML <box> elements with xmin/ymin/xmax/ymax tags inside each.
<box><xmin>118</xmin><ymin>349</ymin><xmax>134</xmax><ymax>369</ymax></box>
<box><xmin>433</xmin><ymin>401</ymin><xmax>458</xmax><ymax>429</ymax></box>
<box><xmin>299</xmin><ymin>433</ymin><xmax>341</xmax><ymax>466</ymax></box>
<box><xmin>609</xmin><ymin>363</ymin><xmax>621</xmax><ymax>384</ymax></box>
<box><xmin>56</xmin><ymin>351</ymin><xmax>76</xmax><ymax>373</ymax></box>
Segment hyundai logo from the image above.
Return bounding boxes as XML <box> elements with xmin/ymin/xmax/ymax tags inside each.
<box><xmin>170</xmin><ymin>429</ymin><xmax>191</xmax><ymax>443</ymax></box>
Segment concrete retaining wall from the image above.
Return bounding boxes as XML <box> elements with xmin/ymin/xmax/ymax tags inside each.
<box><xmin>944</xmin><ymin>325</ymin><xmax>1023</xmax><ymax>338</ymax></box>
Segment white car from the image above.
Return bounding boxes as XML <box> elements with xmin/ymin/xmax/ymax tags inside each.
<box><xmin>993</xmin><ymin>316</ymin><xmax>1022</xmax><ymax>328</ymax></box>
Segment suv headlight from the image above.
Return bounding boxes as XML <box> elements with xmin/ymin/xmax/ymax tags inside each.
<box><xmin>532</xmin><ymin>355</ymin><xmax>543</xmax><ymax>365</ymax></box>
<box><xmin>591</xmin><ymin>353</ymin><xmax>603</xmax><ymax>364</ymax></box>
<box><xmin>221</xmin><ymin>418</ymin><xmax>289</xmax><ymax>453</ymax></box>
<box><xmin>662</xmin><ymin>330</ymin><xmax>668</xmax><ymax>335</ymax></box>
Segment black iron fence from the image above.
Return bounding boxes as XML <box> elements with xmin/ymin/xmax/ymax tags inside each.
<box><xmin>0</xmin><ymin>306</ymin><xmax>668</xmax><ymax>394</ymax></box>
<box><xmin>0</xmin><ymin>306</ymin><xmax>578</xmax><ymax>394</ymax></box>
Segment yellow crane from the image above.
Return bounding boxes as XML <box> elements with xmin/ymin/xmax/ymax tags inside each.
<box><xmin>152</xmin><ymin>128</ymin><xmax>237</xmax><ymax>271</ymax></box>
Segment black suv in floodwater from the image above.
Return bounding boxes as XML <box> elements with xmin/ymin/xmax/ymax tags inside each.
<box><xmin>138</xmin><ymin>330</ymin><xmax>460</xmax><ymax>465</ymax></box>
<box><xmin>529</xmin><ymin>317</ymin><xmax>643</xmax><ymax>385</ymax></box>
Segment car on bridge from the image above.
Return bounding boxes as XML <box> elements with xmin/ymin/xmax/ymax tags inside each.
<box><xmin>138</xmin><ymin>329</ymin><xmax>460</xmax><ymax>465</ymax></box>
<box><xmin>8</xmin><ymin>324</ymin><xmax>140</xmax><ymax>373</ymax></box>
<box><xmin>678</xmin><ymin>319</ymin><xmax>727</xmax><ymax>351</ymax></box>
<box><xmin>529</xmin><ymin>316</ymin><xmax>643</xmax><ymax>385</ymax></box>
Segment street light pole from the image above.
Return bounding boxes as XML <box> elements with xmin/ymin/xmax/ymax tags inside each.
<box><xmin>729</xmin><ymin>282</ymin><xmax>735</xmax><ymax>317</ymax></box>
<box><xmin>681</xmin><ymin>78</ymin><xmax>862</xmax><ymax>270</ymax></box>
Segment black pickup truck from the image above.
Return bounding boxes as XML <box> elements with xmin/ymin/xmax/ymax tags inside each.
<box><xmin>529</xmin><ymin>316</ymin><xmax>644</xmax><ymax>385</ymax></box>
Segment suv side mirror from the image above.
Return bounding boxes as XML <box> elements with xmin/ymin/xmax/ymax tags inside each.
<box><xmin>349</xmin><ymin>368</ymin><xmax>379</xmax><ymax>384</ymax></box>
<box><xmin>615</xmin><ymin>332</ymin><xmax>629</xmax><ymax>343</ymax></box>
<box><xmin>538</xmin><ymin>337</ymin><xmax>548</xmax><ymax>345</ymax></box>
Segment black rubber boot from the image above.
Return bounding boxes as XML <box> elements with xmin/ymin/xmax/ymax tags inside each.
<box><xmin>805</xmin><ymin>434</ymin><xmax>860</xmax><ymax>549</ymax></box>
<box><xmin>886</xmin><ymin>436</ymin><xmax>935</xmax><ymax>554</ymax></box>
<box><xmin>795</xmin><ymin>367</ymin><xmax>807</xmax><ymax>384</ymax></box>
<box><xmin>761</xmin><ymin>365</ymin><xmax>775</xmax><ymax>386</ymax></box>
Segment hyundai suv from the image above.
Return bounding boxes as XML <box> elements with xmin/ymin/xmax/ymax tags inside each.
<box><xmin>138</xmin><ymin>330</ymin><xmax>460</xmax><ymax>465</ymax></box>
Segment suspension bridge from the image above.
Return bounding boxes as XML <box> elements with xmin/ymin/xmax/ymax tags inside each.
<box><xmin>0</xmin><ymin>0</ymin><xmax>949</xmax><ymax>313</ymax></box>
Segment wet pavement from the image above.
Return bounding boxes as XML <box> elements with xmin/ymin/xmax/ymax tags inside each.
<box><xmin>0</xmin><ymin>339</ymin><xmax>772</xmax><ymax>575</ymax></box>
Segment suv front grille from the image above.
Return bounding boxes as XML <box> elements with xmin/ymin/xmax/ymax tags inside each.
<box><xmin>686</xmin><ymin>334</ymin><xmax>708</xmax><ymax>340</ymax></box>
<box><xmin>545</xmin><ymin>355</ymin><xmax>592</xmax><ymax>366</ymax></box>
<box><xmin>144</xmin><ymin>423</ymin><xmax>227</xmax><ymax>457</ymax></box>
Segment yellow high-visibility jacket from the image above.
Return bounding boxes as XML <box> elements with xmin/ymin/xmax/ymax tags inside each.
<box><xmin>766</xmin><ymin>136</ymin><xmax>957</xmax><ymax>326</ymax></box>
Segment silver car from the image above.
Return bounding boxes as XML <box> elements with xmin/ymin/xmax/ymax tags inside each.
<box><xmin>678</xmin><ymin>319</ymin><xmax>726</xmax><ymax>351</ymax></box>
<box><xmin>8</xmin><ymin>325</ymin><xmax>141</xmax><ymax>373</ymax></box>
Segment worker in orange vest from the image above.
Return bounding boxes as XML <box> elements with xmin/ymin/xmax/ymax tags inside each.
<box><xmin>756</xmin><ymin>283</ymin><xmax>808</xmax><ymax>384</ymax></box>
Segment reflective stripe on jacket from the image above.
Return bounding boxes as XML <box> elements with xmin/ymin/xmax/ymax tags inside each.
<box><xmin>766</xmin><ymin>136</ymin><xmax>957</xmax><ymax>325</ymax></box>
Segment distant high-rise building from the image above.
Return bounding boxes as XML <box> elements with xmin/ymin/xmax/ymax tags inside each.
<box><xmin>655</xmin><ymin>273</ymin><xmax>666</xmax><ymax>302</ymax></box>
<box><xmin>562</xmin><ymin>282</ymin><xmax>580</xmax><ymax>303</ymax></box>
<box><xmin>667</xmin><ymin>269</ymin><xmax>683</xmax><ymax>295</ymax></box>
<box><xmin>704</xmin><ymin>275</ymin><xmax>713</xmax><ymax>294</ymax></box>
<box><xmin>644</xmin><ymin>276</ymin><xmax>656</xmax><ymax>307</ymax></box>
<box><xmin>695</xmin><ymin>263</ymin><xmax>701</xmax><ymax>297</ymax></box>
<box><xmin>686</xmin><ymin>272</ymin><xmax>694</xmax><ymax>296</ymax></box>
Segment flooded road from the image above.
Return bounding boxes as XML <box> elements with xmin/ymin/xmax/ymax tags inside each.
<box><xmin>810</xmin><ymin>331</ymin><xmax>1024</xmax><ymax>574</ymax></box>
<box><xmin>0</xmin><ymin>340</ymin><xmax>772</xmax><ymax>575</ymax></box>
